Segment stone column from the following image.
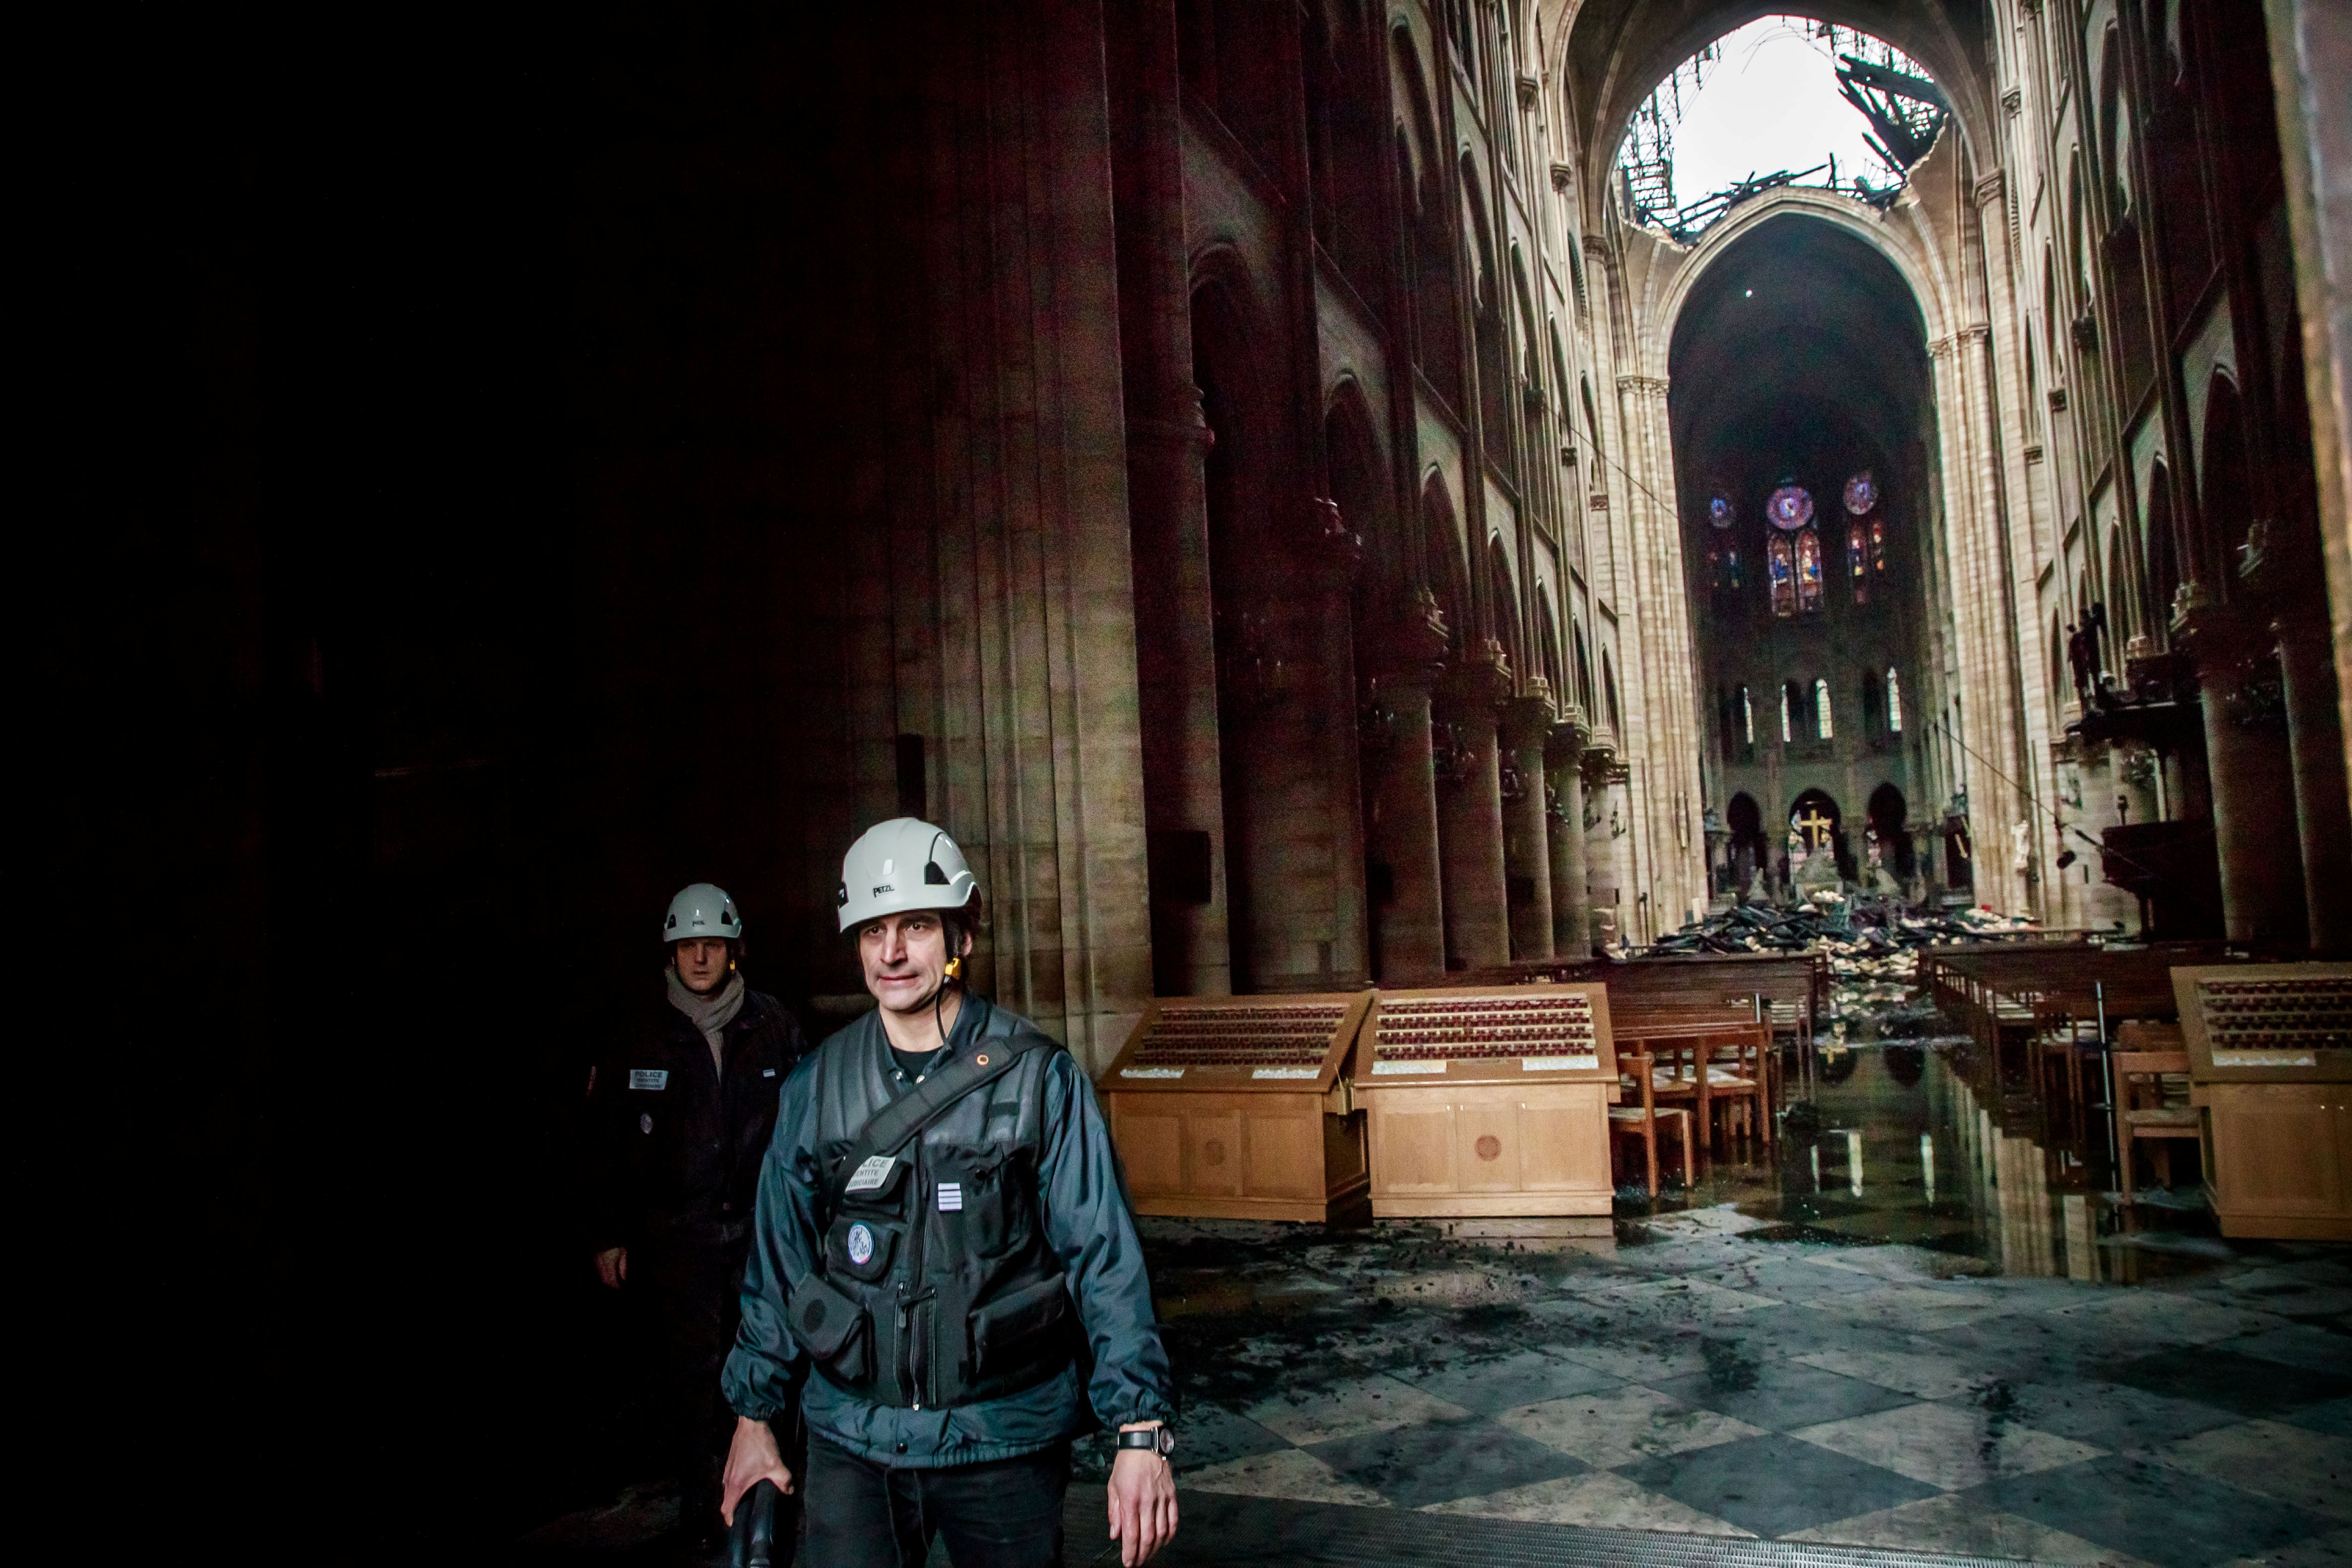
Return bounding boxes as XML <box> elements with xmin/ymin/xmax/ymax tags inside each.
<box><xmin>1911</xmin><ymin>824</ymin><xmax>1941</xmax><ymax>904</ymax></box>
<box><xmin>1547</xmin><ymin>713</ymin><xmax>1592</xmax><ymax>958</ymax></box>
<box><xmin>2277</xmin><ymin>613</ymin><xmax>2352</xmax><ymax>951</ymax></box>
<box><xmin>2262</xmin><ymin>0</ymin><xmax>2352</xmax><ymax>808</ymax></box>
<box><xmin>1107</xmin><ymin>0</ymin><xmax>1228</xmax><ymax>997</ymax></box>
<box><xmin>1581</xmin><ymin>743</ymin><xmax>1622</xmax><ymax>947</ymax></box>
<box><xmin>1501</xmin><ymin>689</ymin><xmax>1558</xmax><ymax>961</ymax></box>
<box><xmin>1435</xmin><ymin>646</ymin><xmax>1511</xmax><ymax>971</ymax></box>
<box><xmin>1359</xmin><ymin>589</ymin><xmax>1450</xmax><ymax>982</ymax></box>
<box><xmin>2198</xmin><ymin>631</ymin><xmax>2308</xmax><ymax>946</ymax></box>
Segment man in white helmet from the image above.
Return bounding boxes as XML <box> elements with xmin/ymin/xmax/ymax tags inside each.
<box><xmin>717</xmin><ymin>819</ymin><xmax>1179</xmax><ymax>1567</ymax></box>
<box><xmin>585</xmin><ymin>883</ymin><xmax>810</xmax><ymax>1562</ymax></box>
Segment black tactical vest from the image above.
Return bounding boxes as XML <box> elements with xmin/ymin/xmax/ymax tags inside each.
<box><xmin>787</xmin><ymin>999</ymin><xmax>1076</xmax><ymax>1410</ymax></box>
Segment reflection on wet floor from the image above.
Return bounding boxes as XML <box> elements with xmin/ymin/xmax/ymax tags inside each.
<box><xmin>1610</xmin><ymin>1041</ymin><xmax>2231</xmax><ymax>1287</ymax></box>
<box><xmin>1078</xmin><ymin>1033</ymin><xmax>2352</xmax><ymax>1565</ymax></box>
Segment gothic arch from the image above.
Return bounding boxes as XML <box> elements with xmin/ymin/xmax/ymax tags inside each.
<box><xmin>1648</xmin><ymin>197</ymin><xmax>1957</xmax><ymax>376</ymax></box>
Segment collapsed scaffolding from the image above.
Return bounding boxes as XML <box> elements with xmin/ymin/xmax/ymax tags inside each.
<box><xmin>1613</xmin><ymin>16</ymin><xmax>1948</xmax><ymax>244</ymax></box>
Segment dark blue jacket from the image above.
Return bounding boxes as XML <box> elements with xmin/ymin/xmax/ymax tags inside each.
<box><xmin>722</xmin><ymin>996</ymin><xmax>1175</xmax><ymax>1466</ymax></box>
<box><xmin>585</xmin><ymin>986</ymin><xmax>810</xmax><ymax>1250</ymax></box>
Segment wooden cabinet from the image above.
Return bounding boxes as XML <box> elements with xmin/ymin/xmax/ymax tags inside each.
<box><xmin>1097</xmin><ymin>992</ymin><xmax>1372</xmax><ymax>1223</ymax></box>
<box><xmin>1355</xmin><ymin>985</ymin><xmax>1618</xmax><ymax>1219</ymax></box>
<box><xmin>1363</xmin><ymin>1080</ymin><xmax>1613</xmax><ymax>1216</ymax></box>
<box><xmin>2174</xmin><ymin>964</ymin><xmax>2352</xmax><ymax>1240</ymax></box>
<box><xmin>2191</xmin><ymin>1083</ymin><xmax>2352</xmax><ymax>1240</ymax></box>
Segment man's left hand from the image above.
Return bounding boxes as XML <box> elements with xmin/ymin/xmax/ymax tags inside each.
<box><xmin>1107</xmin><ymin>1436</ymin><xmax>1177</xmax><ymax>1566</ymax></box>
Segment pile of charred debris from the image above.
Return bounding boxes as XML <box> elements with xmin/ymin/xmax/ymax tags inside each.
<box><xmin>1637</xmin><ymin>893</ymin><xmax>2042</xmax><ymax>1029</ymax></box>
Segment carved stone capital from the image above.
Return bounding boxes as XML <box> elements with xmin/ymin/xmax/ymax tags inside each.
<box><xmin>1127</xmin><ymin>383</ymin><xmax>1215</xmax><ymax>451</ymax></box>
<box><xmin>1546</xmin><ymin>707</ymin><xmax>1590</xmax><ymax>762</ymax></box>
<box><xmin>1502</xmin><ymin>689</ymin><xmax>1556</xmax><ymax>748</ymax></box>
<box><xmin>1973</xmin><ymin>170</ymin><xmax>2007</xmax><ymax>206</ymax></box>
<box><xmin>1515</xmin><ymin>73</ymin><xmax>1539</xmax><ymax>110</ymax></box>
<box><xmin>1550</xmin><ymin>161</ymin><xmax>1574</xmax><ymax>193</ymax></box>
<box><xmin>1294</xmin><ymin>494</ymin><xmax>1362</xmax><ymax>573</ymax></box>
<box><xmin>1439</xmin><ymin>642</ymin><xmax>1512</xmax><ymax>709</ymax></box>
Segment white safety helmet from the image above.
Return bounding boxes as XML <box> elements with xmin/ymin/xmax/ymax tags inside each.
<box><xmin>664</xmin><ymin>882</ymin><xmax>743</xmax><ymax>943</ymax></box>
<box><xmin>837</xmin><ymin>818</ymin><xmax>979</xmax><ymax>932</ymax></box>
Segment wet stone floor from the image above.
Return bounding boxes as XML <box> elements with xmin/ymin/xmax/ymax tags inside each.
<box><xmin>1067</xmin><ymin>1042</ymin><xmax>2352</xmax><ymax>1567</ymax></box>
<box><xmin>521</xmin><ymin>1043</ymin><xmax>2351</xmax><ymax>1566</ymax></box>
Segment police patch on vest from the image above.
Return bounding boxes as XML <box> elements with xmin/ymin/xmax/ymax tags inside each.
<box><xmin>629</xmin><ymin>1069</ymin><xmax>669</xmax><ymax>1091</ymax></box>
<box><xmin>847</xmin><ymin>1223</ymin><xmax>875</xmax><ymax>1266</ymax></box>
<box><xmin>937</xmin><ymin>1182</ymin><xmax>963</xmax><ymax>1212</ymax></box>
<box><xmin>845</xmin><ymin>1154</ymin><xmax>896</xmax><ymax>1194</ymax></box>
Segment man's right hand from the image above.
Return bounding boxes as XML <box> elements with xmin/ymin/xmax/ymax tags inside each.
<box><xmin>720</xmin><ymin>1416</ymin><xmax>795</xmax><ymax>1526</ymax></box>
<box><xmin>594</xmin><ymin>1246</ymin><xmax>628</xmax><ymax>1289</ymax></box>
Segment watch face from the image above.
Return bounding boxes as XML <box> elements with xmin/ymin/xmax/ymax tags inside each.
<box><xmin>1843</xmin><ymin>471</ymin><xmax>1878</xmax><ymax>515</ymax></box>
<box><xmin>1707</xmin><ymin>492</ymin><xmax>1735</xmax><ymax>529</ymax></box>
<box><xmin>1767</xmin><ymin>485</ymin><xmax>1814</xmax><ymax>531</ymax></box>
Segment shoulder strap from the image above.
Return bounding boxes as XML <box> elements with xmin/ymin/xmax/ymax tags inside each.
<box><xmin>830</xmin><ymin>1007</ymin><xmax>1050</xmax><ymax>1207</ymax></box>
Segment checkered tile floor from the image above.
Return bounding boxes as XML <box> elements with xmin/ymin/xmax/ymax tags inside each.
<box><xmin>1102</xmin><ymin>1211</ymin><xmax>2352</xmax><ymax>1568</ymax></box>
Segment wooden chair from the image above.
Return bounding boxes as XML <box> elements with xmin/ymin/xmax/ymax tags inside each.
<box><xmin>1698</xmin><ymin>1023</ymin><xmax>1773</xmax><ymax>1155</ymax></box>
<box><xmin>1609</xmin><ymin>1041</ymin><xmax>1695</xmax><ymax>1196</ymax></box>
<box><xmin>2111</xmin><ymin>1028</ymin><xmax>2201</xmax><ymax>1206</ymax></box>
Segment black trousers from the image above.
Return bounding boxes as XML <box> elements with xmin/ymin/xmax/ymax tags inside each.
<box><xmin>642</xmin><ymin>1231</ymin><xmax>801</xmax><ymax>1557</ymax></box>
<box><xmin>804</xmin><ymin>1436</ymin><xmax>1069</xmax><ymax>1568</ymax></box>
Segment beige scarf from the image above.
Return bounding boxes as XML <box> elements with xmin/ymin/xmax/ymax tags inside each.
<box><xmin>667</xmin><ymin>967</ymin><xmax>746</xmax><ymax>1073</ymax></box>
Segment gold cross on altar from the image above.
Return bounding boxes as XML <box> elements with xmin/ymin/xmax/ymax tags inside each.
<box><xmin>1794</xmin><ymin>808</ymin><xmax>1835</xmax><ymax>846</ymax></box>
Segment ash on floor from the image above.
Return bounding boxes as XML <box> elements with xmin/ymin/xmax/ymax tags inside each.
<box><xmin>1081</xmin><ymin>1209</ymin><xmax>2351</xmax><ymax>1567</ymax></box>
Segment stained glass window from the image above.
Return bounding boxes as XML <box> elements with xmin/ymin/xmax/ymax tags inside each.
<box><xmin>1740</xmin><ymin>685</ymin><xmax>1754</xmax><ymax>744</ymax></box>
<box><xmin>1779</xmin><ymin>681</ymin><xmax>1792</xmax><ymax>742</ymax></box>
<box><xmin>1815</xmin><ymin>677</ymin><xmax>1834</xmax><ymax>738</ymax></box>
<box><xmin>1870</xmin><ymin>515</ymin><xmax>1886</xmax><ymax>573</ymax></box>
<box><xmin>1796</xmin><ymin>529</ymin><xmax>1824</xmax><ymax>613</ymax></box>
<box><xmin>1886</xmin><ymin>668</ymin><xmax>1902</xmax><ymax>732</ymax></box>
<box><xmin>1847</xmin><ymin>523</ymin><xmax>1869</xmax><ymax>604</ymax></box>
<box><xmin>1767</xmin><ymin>533</ymin><xmax>1796</xmax><ymax>617</ymax></box>
<box><xmin>1767</xmin><ymin>484</ymin><xmax>1814</xmax><ymax>530</ymax></box>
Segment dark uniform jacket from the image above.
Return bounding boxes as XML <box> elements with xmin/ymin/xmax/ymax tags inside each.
<box><xmin>722</xmin><ymin>996</ymin><xmax>1175</xmax><ymax>1467</ymax></box>
<box><xmin>587</xmin><ymin>985</ymin><xmax>811</xmax><ymax>1250</ymax></box>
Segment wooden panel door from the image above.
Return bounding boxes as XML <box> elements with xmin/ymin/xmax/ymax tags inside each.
<box><xmin>1111</xmin><ymin>1102</ymin><xmax>1185</xmax><ymax>1199</ymax></box>
<box><xmin>1454</xmin><ymin>1090</ymin><xmax>1521</xmax><ymax>1194</ymax></box>
<box><xmin>1183</xmin><ymin>1107</ymin><xmax>1246</xmax><ymax>1196</ymax></box>
<box><xmin>1370</xmin><ymin>1092</ymin><xmax>1460</xmax><ymax>1193</ymax></box>
<box><xmin>1517</xmin><ymin>1084</ymin><xmax>1612</xmax><ymax>1194</ymax></box>
<box><xmin>2210</xmin><ymin>1086</ymin><xmax>2347</xmax><ymax>1218</ymax></box>
<box><xmin>1241</xmin><ymin>1105</ymin><xmax>1325</xmax><ymax>1199</ymax></box>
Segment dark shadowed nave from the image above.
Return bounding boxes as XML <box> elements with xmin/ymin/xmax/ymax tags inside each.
<box><xmin>32</xmin><ymin>1</ymin><xmax>2352</xmax><ymax>1563</ymax></box>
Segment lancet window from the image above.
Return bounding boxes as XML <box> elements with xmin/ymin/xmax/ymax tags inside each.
<box><xmin>1767</xmin><ymin>534</ymin><xmax>1796</xmax><ymax>617</ymax></box>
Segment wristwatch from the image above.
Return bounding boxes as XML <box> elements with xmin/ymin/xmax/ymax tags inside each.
<box><xmin>1117</xmin><ymin>1426</ymin><xmax>1176</xmax><ymax>1458</ymax></box>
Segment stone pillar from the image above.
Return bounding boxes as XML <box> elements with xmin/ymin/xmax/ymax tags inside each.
<box><xmin>1108</xmin><ymin>0</ymin><xmax>1228</xmax><ymax>997</ymax></box>
<box><xmin>1435</xmin><ymin>648</ymin><xmax>1511</xmax><ymax>971</ymax></box>
<box><xmin>2263</xmin><ymin>0</ymin><xmax>2352</xmax><ymax>808</ymax></box>
<box><xmin>1911</xmin><ymin>824</ymin><xmax>1941</xmax><ymax>904</ymax></box>
<box><xmin>1581</xmin><ymin>744</ymin><xmax>1622</xmax><ymax>947</ymax></box>
<box><xmin>1547</xmin><ymin>715</ymin><xmax>1591</xmax><ymax>958</ymax></box>
<box><xmin>2199</xmin><ymin>634</ymin><xmax>2308</xmax><ymax>946</ymax></box>
<box><xmin>2277</xmin><ymin>613</ymin><xmax>2352</xmax><ymax>951</ymax></box>
<box><xmin>1501</xmin><ymin>691</ymin><xmax>1558</xmax><ymax>961</ymax></box>
<box><xmin>1359</xmin><ymin>590</ymin><xmax>1450</xmax><ymax>983</ymax></box>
